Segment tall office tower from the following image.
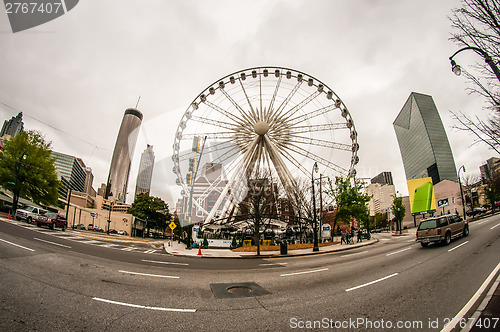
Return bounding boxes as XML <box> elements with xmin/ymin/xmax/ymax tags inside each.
<box><xmin>371</xmin><ymin>171</ymin><xmax>394</xmax><ymax>186</ymax></box>
<box><xmin>393</xmin><ymin>92</ymin><xmax>457</xmax><ymax>184</ymax></box>
<box><xmin>134</xmin><ymin>144</ymin><xmax>155</xmax><ymax>199</ymax></box>
<box><xmin>105</xmin><ymin>108</ymin><xmax>143</xmax><ymax>203</ymax></box>
<box><xmin>51</xmin><ymin>151</ymin><xmax>87</xmax><ymax>199</ymax></box>
<box><xmin>1</xmin><ymin>112</ymin><xmax>24</xmax><ymax>138</ymax></box>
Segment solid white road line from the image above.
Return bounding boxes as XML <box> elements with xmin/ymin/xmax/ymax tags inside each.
<box><xmin>491</xmin><ymin>223</ymin><xmax>500</xmax><ymax>230</ymax></box>
<box><xmin>386</xmin><ymin>247</ymin><xmax>411</xmax><ymax>256</ymax></box>
<box><xmin>118</xmin><ymin>270</ymin><xmax>180</xmax><ymax>279</ymax></box>
<box><xmin>341</xmin><ymin>251</ymin><xmax>368</xmax><ymax>257</ymax></box>
<box><xmin>441</xmin><ymin>262</ymin><xmax>500</xmax><ymax>332</ymax></box>
<box><xmin>142</xmin><ymin>259</ymin><xmax>189</xmax><ymax>266</ymax></box>
<box><xmin>92</xmin><ymin>297</ymin><xmax>196</xmax><ymax>312</ymax></box>
<box><xmin>345</xmin><ymin>273</ymin><xmax>398</xmax><ymax>292</ymax></box>
<box><xmin>34</xmin><ymin>237</ymin><xmax>71</xmax><ymax>248</ymax></box>
<box><xmin>448</xmin><ymin>241</ymin><xmax>469</xmax><ymax>252</ymax></box>
<box><xmin>0</xmin><ymin>238</ymin><xmax>35</xmax><ymax>251</ymax></box>
<box><xmin>259</xmin><ymin>262</ymin><xmax>288</xmax><ymax>266</ymax></box>
<box><xmin>280</xmin><ymin>268</ymin><xmax>328</xmax><ymax>277</ymax></box>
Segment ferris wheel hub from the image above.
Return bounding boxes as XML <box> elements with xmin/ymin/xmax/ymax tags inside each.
<box><xmin>254</xmin><ymin>121</ymin><xmax>270</xmax><ymax>136</ymax></box>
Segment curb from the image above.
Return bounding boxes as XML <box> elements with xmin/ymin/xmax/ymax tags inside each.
<box><xmin>163</xmin><ymin>238</ymin><xmax>379</xmax><ymax>259</ymax></box>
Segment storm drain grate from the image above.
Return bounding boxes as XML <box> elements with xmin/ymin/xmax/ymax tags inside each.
<box><xmin>210</xmin><ymin>282</ymin><xmax>270</xmax><ymax>299</ymax></box>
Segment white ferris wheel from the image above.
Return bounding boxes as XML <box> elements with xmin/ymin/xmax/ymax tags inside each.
<box><xmin>172</xmin><ymin>67</ymin><xmax>359</xmax><ymax>224</ymax></box>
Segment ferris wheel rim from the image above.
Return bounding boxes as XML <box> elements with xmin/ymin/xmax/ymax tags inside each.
<box><xmin>172</xmin><ymin>66</ymin><xmax>359</xmax><ymax>219</ymax></box>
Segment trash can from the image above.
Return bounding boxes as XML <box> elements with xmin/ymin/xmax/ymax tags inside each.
<box><xmin>280</xmin><ymin>242</ymin><xmax>287</xmax><ymax>255</ymax></box>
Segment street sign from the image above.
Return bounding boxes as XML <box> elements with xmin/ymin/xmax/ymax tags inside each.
<box><xmin>90</xmin><ymin>212</ymin><xmax>97</xmax><ymax>218</ymax></box>
<box><xmin>169</xmin><ymin>221</ymin><xmax>177</xmax><ymax>231</ymax></box>
<box><xmin>437</xmin><ymin>198</ymin><xmax>449</xmax><ymax>208</ymax></box>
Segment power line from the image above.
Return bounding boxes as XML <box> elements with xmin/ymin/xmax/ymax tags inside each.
<box><xmin>0</xmin><ymin>101</ymin><xmax>110</xmax><ymax>151</ymax></box>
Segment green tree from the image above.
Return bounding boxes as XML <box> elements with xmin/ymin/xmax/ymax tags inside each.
<box><xmin>0</xmin><ymin>130</ymin><xmax>61</xmax><ymax>214</ymax></box>
<box><xmin>324</xmin><ymin>176</ymin><xmax>370</xmax><ymax>231</ymax></box>
<box><xmin>391</xmin><ymin>195</ymin><xmax>406</xmax><ymax>235</ymax></box>
<box><xmin>128</xmin><ymin>193</ymin><xmax>171</xmax><ymax>237</ymax></box>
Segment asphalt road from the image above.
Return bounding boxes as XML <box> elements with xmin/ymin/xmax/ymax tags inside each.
<box><xmin>0</xmin><ymin>214</ymin><xmax>499</xmax><ymax>331</ymax></box>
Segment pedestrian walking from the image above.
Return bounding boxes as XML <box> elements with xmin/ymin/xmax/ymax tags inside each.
<box><xmin>341</xmin><ymin>230</ymin><xmax>347</xmax><ymax>245</ymax></box>
<box><xmin>357</xmin><ymin>229</ymin><xmax>362</xmax><ymax>243</ymax></box>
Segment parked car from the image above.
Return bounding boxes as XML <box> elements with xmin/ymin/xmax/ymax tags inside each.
<box><xmin>36</xmin><ymin>212</ymin><xmax>67</xmax><ymax>230</ymax></box>
<box><xmin>416</xmin><ymin>214</ymin><xmax>469</xmax><ymax>247</ymax></box>
<box><xmin>93</xmin><ymin>225</ymin><xmax>104</xmax><ymax>232</ymax></box>
<box><xmin>15</xmin><ymin>206</ymin><xmax>47</xmax><ymax>224</ymax></box>
<box><xmin>117</xmin><ymin>230</ymin><xmax>128</xmax><ymax>236</ymax></box>
<box><xmin>72</xmin><ymin>223</ymin><xmax>86</xmax><ymax>230</ymax></box>
<box><xmin>466</xmin><ymin>206</ymin><xmax>488</xmax><ymax>217</ymax></box>
<box><xmin>108</xmin><ymin>229</ymin><xmax>118</xmax><ymax>234</ymax></box>
<box><xmin>87</xmin><ymin>224</ymin><xmax>95</xmax><ymax>230</ymax></box>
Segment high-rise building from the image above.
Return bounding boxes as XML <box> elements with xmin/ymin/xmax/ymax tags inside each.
<box><xmin>393</xmin><ymin>92</ymin><xmax>457</xmax><ymax>184</ymax></box>
<box><xmin>105</xmin><ymin>108</ymin><xmax>143</xmax><ymax>203</ymax></box>
<box><xmin>366</xmin><ymin>182</ymin><xmax>396</xmax><ymax>216</ymax></box>
<box><xmin>371</xmin><ymin>171</ymin><xmax>394</xmax><ymax>186</ymax></box>
<box><xmin>480</xmin><ymin>157</ymin><xmax>500</xmax><ymax>182</ymax></box>
<box><xmin>1</xmin><ymin>112</ymin><xmax>24</xmax><ymax>138</ymax></box>
<box><xmin>135</xmin><ymin>144</ymin><xmax>155</xmax><ymax>199</ymax></box>
<box><xmin>51</xmin><ymin>151</ymin><xmax>87</xmax><ymax>199</ymax></box>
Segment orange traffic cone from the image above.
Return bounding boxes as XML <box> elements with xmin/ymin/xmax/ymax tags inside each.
<box><xmin>197</xmin><ymin>245</ymin><xmax>202</xmax><ymax>256</ymax></box>
<box><xmin>8</xmin><ymin>210</ymin><xmax>11</xmax><ymax>219</ymax></box>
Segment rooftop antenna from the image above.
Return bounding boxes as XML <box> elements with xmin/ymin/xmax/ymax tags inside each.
<box><xmin>135</xmin><ymin>96</ymin><xmax>141</xmax><ymax>109</ymax></box>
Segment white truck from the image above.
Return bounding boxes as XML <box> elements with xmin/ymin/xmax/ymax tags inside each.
<box><xmin>15</xmin><ymin>206</ymin><xmax>47</xmax><ymax>224</ymax></box>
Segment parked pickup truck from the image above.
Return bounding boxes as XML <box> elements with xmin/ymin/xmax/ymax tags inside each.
<box><xmin>416</xmin><ymin>214</ymin><xmax>469</xmax><ymax>247</ymax></box>
<box><xmin>15</xmin><ymin>206</ymin><xmax>47</xmax><ymax>224</ymax></box>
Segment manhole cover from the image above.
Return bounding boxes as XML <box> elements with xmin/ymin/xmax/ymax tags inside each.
<box><xmin>210</xmin><ymin>282</ymin><xmax>270</xmax><ymax>298</ymax></box>
<box><xmin>227</xmin><ymin>286</ymin><xmax>253</xmax><ymax>294</ymax></box>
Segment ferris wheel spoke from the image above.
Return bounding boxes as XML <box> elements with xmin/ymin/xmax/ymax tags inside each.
<box><xmin>267</xmin><ymin>80</ymin><xmax>302</xmax><ymax>123</ymax></box>
<box><xmin>286</xmin><ymin>123</ymin><xmax>349</xmax><ymax>134</ymax></box>
<box><xmin>287</xmin><ymin>104</ymin><xmax>339</xmax><ymax>127</ymax></box>
<box><xmin>286</xmin><ymin>135</ymin><xmax>353</xmax><ymax>151</ymax></box>
<box><xmin>178</xmin><ymin>140</ymin><xmax>236</xmax><ymax>162</ymax></box>
<box><xmin>182</xmin><ymin>132</ymin><xmax>236</xmax><ymax>140</ymax></box>
<box><xmin>191</xmin><ymin>116</ymin><xmax>248</xmax><ymax>133</ymax></box>
<box><xmin>202</xmin><ymin>99</ymin><xmax>249</xmax><ymax>127</ymax></box>
<box><xmin>265</xmin><ymin>74</ymin><xmax>282</xmax><ymax>123</ymax></box>
<box><xmin>219</xmin><ymin>88</ymin><xmax>255</xmax><ymax>125</ymax></box>
<box><xmin>270</xmin><ymin>90</ymin><xmax>321</xmax><ymax>128</ymax></box>
<box><xmin>278</xmin><ymin>148</ymin><xmax>310</xmax><ymax>179</ymax></box>
<box><xmin>238</xmin><ymin>79</ymin><xmax>259</xmax><ymax>121</ymax></box>
<box><xmin>286</xmin><ymin>144</ymin><xmax>349</xmax><ymax>176</ymax></box>
<box><xmin>211</xmin><ymin>144</ymin><xmax>242</xmax><ymax>166</ymax></box>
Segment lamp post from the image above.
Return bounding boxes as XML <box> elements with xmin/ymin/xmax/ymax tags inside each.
<box><xmin>311</xmin><ymin>162</ymin><xmax>319</xmax><ymax>252</ymax></box>
<box><xmin>449</xmin><ymin>46</ymin><xmax>500</xmax><ymax>82</ymax></box>
<box><xmin>458</xmin><ymin>165</ymin><xmax>466</xmax><ymax>219</ymax></box>
<box><xmin>107</xmin><ymin>201</ymin><xmax>113</xmax><ymax>235</ymax></box>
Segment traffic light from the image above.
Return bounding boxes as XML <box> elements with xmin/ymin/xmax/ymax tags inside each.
<box><xmin>189</xmin><ymin>158</ymin><xmax>196</xmax><ymax>172</ymax></box>
<box><xmin>192</xmin><ymin>136</ymin><xmax>201</xmax><ymax>152</ymax></box>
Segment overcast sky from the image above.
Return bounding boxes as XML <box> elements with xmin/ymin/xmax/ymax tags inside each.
<box><xmin>0</xmin><ymin>0</ymin><xmax>496</xmax><ymax>208</ymax></box>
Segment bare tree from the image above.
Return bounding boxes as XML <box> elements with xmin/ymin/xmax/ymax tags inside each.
<box><xmin>449</xmin><ymin>0</ymin><xmax>500</xmax><ymax>151</ymax></box>
<box><xmin>237</xmin><ymin>169</ymin><xmax>279</xmax><ymax>256</ymax></box>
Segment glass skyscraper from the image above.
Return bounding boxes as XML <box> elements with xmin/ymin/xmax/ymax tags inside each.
<box><xmin>134</xmin><ymin>144</ymin><xmax>155</xmax><ymax>199</ymax></box>
<box><xmin>393</xmin><ymin>92</ymin><xmax>457</xmax><ymax>184</ymax></box>
<box><xmin>1</xmin><ymin>112</ymin><xmax>24</xmax><ymax>138</ymax></box>
<box><xmin>105</xmin><ymin>108</ymin><xmax>143</xmax><ymax>203</ymax></box>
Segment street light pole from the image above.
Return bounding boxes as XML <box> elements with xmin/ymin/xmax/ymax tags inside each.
<box><xmin>312</xmin><ymin>162</ymin><xmax>319</xmax><ymax>252</ymax></box>
<box><xmin>449</xmin><ymin>46</ymin><xmax>500</xmax><ymax>82</ymax></box>
<box><xmin>458</xmin><ymin>165</ymin><xmax>467</xmax><ymax>219</ymax></box>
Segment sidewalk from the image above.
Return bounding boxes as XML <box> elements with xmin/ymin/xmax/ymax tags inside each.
<box><xmin>164</xmin><ymin>238</ymin><xmax>379</xmax><ymax>258</ymax></box>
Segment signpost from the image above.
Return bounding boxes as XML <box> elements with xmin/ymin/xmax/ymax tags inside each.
<box><xmin>169</xmin><ymin>221</ymin><xmax>177</xmax><ymax>246</ymax></box>
<box><xmin>437</xmin><ymin>198</ymin><xmax>449</xmax><ymax>215</ymax></box>
<box><xmin>90</xmin><ymin>212</ymin><xmax>97</xmax><ymax>229</ymax></box>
